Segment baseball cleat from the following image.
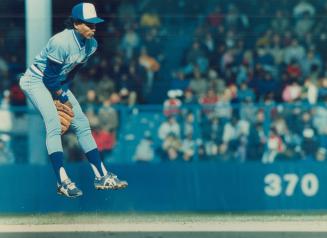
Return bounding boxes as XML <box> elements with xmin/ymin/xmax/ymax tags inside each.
<box><xmin>57</xmin><ymin>179</ymin><xmax>83</xmax><ymax>198</ymax></box>
<box><xmin>94</xmin><ymin>173</ymin><xmax>128</xmax><ymax>190</ymax></box>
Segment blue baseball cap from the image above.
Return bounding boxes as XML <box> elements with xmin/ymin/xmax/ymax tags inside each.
<box><xmin>72</xmin><ymin>3</ymin><xmax>104</xmax><ymax>24</ymax></box>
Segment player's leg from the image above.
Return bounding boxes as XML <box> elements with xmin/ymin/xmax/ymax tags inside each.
<box><xmin>67</xmin><ymin>90</ymin><xmax>128</xmax><ymax>190</ymax></box>
<box><xmin>19</xmin><ymin>75</ymin><xmax>82</xmax><ymax>197</ymax></box>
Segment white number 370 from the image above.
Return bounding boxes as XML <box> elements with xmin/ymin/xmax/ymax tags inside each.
<box><xmin>264</xmin><ymin>173</ymin><xmax>319</xmax><ymax>197</ymax></box>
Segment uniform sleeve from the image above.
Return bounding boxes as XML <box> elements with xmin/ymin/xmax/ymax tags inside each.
<box><xmin>46</xmin><ymin>36</ymin><xmax>68</xmax><ymax>65</ymax></box>
<box><xmin>43</xmin><ymin>36</ymin><xmax>67</xmax><ymax>92</ymax></box>
<box><xmin>43</xmin><ymin>59</ymin><xmax>63</xmax><ymax>92</ymax></box>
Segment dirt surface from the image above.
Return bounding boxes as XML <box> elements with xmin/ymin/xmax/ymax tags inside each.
<box><xmin>1</xmin><ymin>213</ymin><xmax>326</xmax><ymax>238</ymax></box>
<box><xmin>0</xmin><ymin>232</ymin><xmax>326</xmax><ymax>238</ymax></box>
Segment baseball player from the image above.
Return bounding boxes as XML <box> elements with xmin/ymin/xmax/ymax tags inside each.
<box><xmin>19</xmin><ymin>2</ymin><xmax>127</xmax><ymax>198</ymax></box>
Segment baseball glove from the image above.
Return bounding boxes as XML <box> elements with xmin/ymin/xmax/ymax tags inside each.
<box><xmin>54</xmin><ymin>100</ymin><xmax>74</xmax><ymax>135</ymax></box>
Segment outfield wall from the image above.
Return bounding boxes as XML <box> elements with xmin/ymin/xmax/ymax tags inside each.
<box><xmin>0</xmin><ymin>161</ymin><xmax>326</xmax><ymax>212</ymax></box>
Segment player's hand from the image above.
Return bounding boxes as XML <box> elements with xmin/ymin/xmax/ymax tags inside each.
<box><xmin>53</xmin><ymin>89</ymin><xmax>71</xmax><ymax>107</ymax></box>
<box><xmin>64</xmin><ymin>101</ymin><xmax>73</xmax><ymax>109</ymax></box>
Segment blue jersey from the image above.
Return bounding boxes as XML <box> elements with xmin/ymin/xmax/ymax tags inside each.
<box><xmin>28</xmin><ymin>29</ymin><xmax>97</xmax><ymax>92</ymax></box>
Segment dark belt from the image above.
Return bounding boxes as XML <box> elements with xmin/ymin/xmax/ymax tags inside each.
<box><xmin>29</xmin><ymin>64</ymin><xmax>43</xmax><ymax>77</ymax></box>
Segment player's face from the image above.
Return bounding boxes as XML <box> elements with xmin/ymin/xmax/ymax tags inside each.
<box><xmin>74</xmin><ymin>22</ymin><xmax>96</xmax><ymax>39</ymax></box>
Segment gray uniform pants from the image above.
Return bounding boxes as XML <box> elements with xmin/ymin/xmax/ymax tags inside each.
<box><xmin>19</xmin><ymin>69</ymin><xmax>97</xmax><ymax>155</ymax></box>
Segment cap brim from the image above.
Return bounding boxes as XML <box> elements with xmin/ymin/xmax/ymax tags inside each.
<box><xmin>83</xmin><ymin>17</ymin><xmax>104</xmax><ymax>24</ymax></box>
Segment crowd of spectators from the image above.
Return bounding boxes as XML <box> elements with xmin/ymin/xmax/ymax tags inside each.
<box><xmin>0</xmin><ymin>0</ymin><xmax>327</xmax><ymax>163</ymax></box>
<box><xmin>133</xmin><ymin>0</ymin><xmax>327</xmax><ymax>163</ymax></box>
